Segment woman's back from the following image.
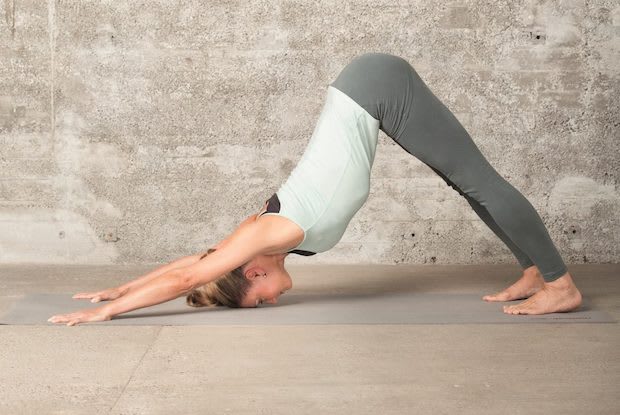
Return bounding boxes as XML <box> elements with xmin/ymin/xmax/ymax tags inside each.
<box><xmin>260</xmin><ymin>85</ymin><xmax>381</xmax><ymax>254</ymax></box>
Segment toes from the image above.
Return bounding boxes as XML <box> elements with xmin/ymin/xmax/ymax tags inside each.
<box><xmin>505</xmin><ymin>301</ymin><xmax>537</xmax><ymax>315</ymax></box>
<box><xmin>484</xmin><ymin>292</ymin><xmax>507</xmax><ymax>302</ymax></box>
<box><xmin>510</xmin><ymin>307</ymin><xmax>524</xmax><ymax>315</ymax></box>
<box><xmin>503</xmin><ymin>303</ymin><xmax>527</xmax><ymax>315</ymax></box>
<box><xmin>516</xmin><ymin>307</ymin><xmax>530</xmax><ymax>315</ymax></box>
<box><xmin>501</xmin><ymin>286</ymin><xmax>578</xmax><ymax>315</ymax></box>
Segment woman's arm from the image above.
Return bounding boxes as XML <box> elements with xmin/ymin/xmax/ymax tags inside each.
<box><xmin>114</xmin><ymin>252</ymin><xmax>208</xmax><ymax>294</ymax></box>
<box><xmin>97</xmin><ymin>217</ymin><xmax>271</xmax><ymax>318</ymax></box>
<box><xmin>71</xmin><ymin>251</ymin><xmax>212</xmax><ymax>303</ymax></box>
<box><xmin>48</xmin><ymin>208</ymin><xmax>300</xmax><ymax>325</ymax></box>
<box><xmin>129</xmin><ymin>210</ymin><xmax>267</xmax><ymax>288</ymax></box>
<box><xmin>103</xmin><ymin>211</ymin><xmax>267</xmax><ymax>298</ymax></box>
<box><xmin>98</xmin><ymin>211</ymin><xmax>296</xmax><ymax>318</ymax></box>
<box><xmin>49</xmin><ymin>219</ymin><xmax>269</xmax><ymax>325</ymax></box>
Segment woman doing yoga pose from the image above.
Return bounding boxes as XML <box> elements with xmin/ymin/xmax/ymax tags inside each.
<box><xmin>48</xmin><ymin>53</ymin><xmax>582</xmax><ymax>326</ymax></box>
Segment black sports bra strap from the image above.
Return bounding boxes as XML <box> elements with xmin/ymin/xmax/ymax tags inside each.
<box><xmin>259</xmin><ymin>193</ymin><xmax>317</xmax><ymax>256</ymax></box>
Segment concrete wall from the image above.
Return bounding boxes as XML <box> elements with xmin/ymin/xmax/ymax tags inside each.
<box><xmin>1</xmin><ymin>0</ymin><xmax>618</xmax><ymax>265</ymax></box>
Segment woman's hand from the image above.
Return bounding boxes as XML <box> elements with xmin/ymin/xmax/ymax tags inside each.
<box><xmin>72</xmin><ymin>287</ymin><xmax>127</xmax><ymax>303</ymax></box>
<box><xmin>47</xmin><ymin>307</ymin><xmax>112</xmax><ymax>326</ymax></box>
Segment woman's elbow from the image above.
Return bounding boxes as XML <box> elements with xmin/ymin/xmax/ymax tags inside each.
<box><xmin>169</xmin><ymin>269</ymin><xmax>195</xmax><ymax>294</ymax></box>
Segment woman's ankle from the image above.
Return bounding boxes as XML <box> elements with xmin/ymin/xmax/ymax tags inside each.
<box><xmin>545</xmin><ymin>272</ymin><xmax>574</xmax><ymax>288</ymax></box>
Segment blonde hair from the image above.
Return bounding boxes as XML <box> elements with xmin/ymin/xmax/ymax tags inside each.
<box><xmin>185</xmin><ymin>248</ymin><xmax>252</xmax><ymax>308</ymax></box>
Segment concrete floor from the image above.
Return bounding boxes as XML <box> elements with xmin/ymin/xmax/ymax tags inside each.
<box><xmin>0</xmin><ymin>263</ymin><xmax>618</xmax><ymax>414</ymax></box>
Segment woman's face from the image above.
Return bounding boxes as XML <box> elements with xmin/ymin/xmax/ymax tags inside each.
<box><xmin>240</xmin><ymin>253</ymin><xmax>293</xmax><ymax>308</ymax></box>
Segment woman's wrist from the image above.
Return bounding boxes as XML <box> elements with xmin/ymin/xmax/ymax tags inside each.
<box><xmin>115</xmin><ymin>284</ymin><xmax>132</xmax><ymax>296</ymax></box>
<box><xmin>99</xmin><ymin>270</ymin><xmax>186</xmax><ymax>318</ymax></box>
<box><xmin>97</xmin><ymin>303</ymin><xmax>116</xmax><ymax>320</ymax></box>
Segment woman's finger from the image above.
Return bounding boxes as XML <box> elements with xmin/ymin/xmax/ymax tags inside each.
<box><xmin>48</xmin><ymin>313</ymin><xmax>73</xmax><ymax>323</ymax></box>
<box><xmin>48</xmin><ymin>307</ymin><xmax>108</xmax><ymax>326</ymax></box>
<box><xmin>72</xmin><ymin>292</ymin><xmax>97</xmax><ymax>299</ymax></box>
<box><xmin>73</xmin><ymin>290</ymin><xmax>118</xmax><ymax>301</ymax></box>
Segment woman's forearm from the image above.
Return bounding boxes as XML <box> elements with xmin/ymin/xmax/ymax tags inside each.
<box><xmin>100</xmin><ymin>269</ymin><xmax>188</xmax><ymax>318</ymax></box>
<box><xmin>116</xmin><ymin>213</ymin><xmax>260</xmax><ymax>293</ymax></box>
<box><xmin>117</xmin><ymin>254</ymin><xmax>203</xmax><ymax>293</ymax></box>
<box><xmin>94</xmin><ymin>216</ymin><xmax>269</xmax><ymax>319</ymax></box>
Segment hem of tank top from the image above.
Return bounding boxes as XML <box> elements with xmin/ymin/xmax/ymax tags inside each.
<box><xmin>258</xmin><ymin>211</ymin><xmax>308</xmax><ymax>251</ymax></box>
<box><xmin>327</xmin><ymin>83</ymin><xmax>381</xmax><ymax>123</ymax></box>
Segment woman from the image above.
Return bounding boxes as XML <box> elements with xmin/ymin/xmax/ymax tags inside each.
<box><xmin>48</xmin><ymin>52</ymin><xmax>582</xmax><ymax>326</ymax></box>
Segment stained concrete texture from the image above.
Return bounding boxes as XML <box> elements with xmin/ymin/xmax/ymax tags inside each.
<box><xmin>0</xmin><ymin>263</ymin><xmax>618</xmax><ymax>414</ymax></box>
<box><xmin>0</xmin><ymin>1</ymin><xmax>619</xmax><ymax>265</ymax></box>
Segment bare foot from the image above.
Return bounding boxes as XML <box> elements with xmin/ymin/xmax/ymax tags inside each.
<box><xmin>482</xmin><ymin>266</ymin><xmax>545</xmax><ymax>302</ymax></box>
<box><xmin>503</xmin><ymin>272</ymin><xmax>582</xmax><ymax>315</ymax></box>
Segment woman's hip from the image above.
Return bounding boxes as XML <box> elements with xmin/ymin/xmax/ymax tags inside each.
<box><xmin>329</xmin><ymin>52</ymin><xmax>420</xmax><ymax>139</ymax></box>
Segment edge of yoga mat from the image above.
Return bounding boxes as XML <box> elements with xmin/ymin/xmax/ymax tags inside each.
<box><xmin>0</xmin><ymin>292</ymin><xmax>615</xmax><ymax>325</ymax></box>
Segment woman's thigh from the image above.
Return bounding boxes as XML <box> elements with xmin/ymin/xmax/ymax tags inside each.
<box><xmin>395</xmin><ymin>69</ymin><xmax>501</xmax><ymax>193</ymax></box>
<box><xmin>331</xmin><ymin>52</ymin><xmax>499</xmax><ymax>194</ymax></box>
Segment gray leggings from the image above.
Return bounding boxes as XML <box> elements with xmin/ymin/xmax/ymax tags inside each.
<box><xmin>330</xmin><ymin>52</ymin><xmax>567</xmax><ymax>282</ymax></box>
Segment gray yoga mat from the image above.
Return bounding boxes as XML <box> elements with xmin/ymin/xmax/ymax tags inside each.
<box><xmin>0</xmin><ymin>292</ymin><xmax>615</xmax><ymax>325</ymax></box>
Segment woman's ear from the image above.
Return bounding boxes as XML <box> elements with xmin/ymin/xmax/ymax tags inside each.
<box><xmin>243</xmin><ymin>265</ymin><xmax>265</xmax><ymax>281</ymax></box>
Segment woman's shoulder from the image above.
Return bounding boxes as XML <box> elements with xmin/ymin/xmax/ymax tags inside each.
<box><xmin>254</xmin><ymin>213</ymin><xmax>304</xmax><ymax>255</ymax></box>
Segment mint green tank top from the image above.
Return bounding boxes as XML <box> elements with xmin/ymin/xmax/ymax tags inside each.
<box><xmin>259</xmin><ymin>85</ymin><xmax>380</xmax><ymax>255</ymax></box>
